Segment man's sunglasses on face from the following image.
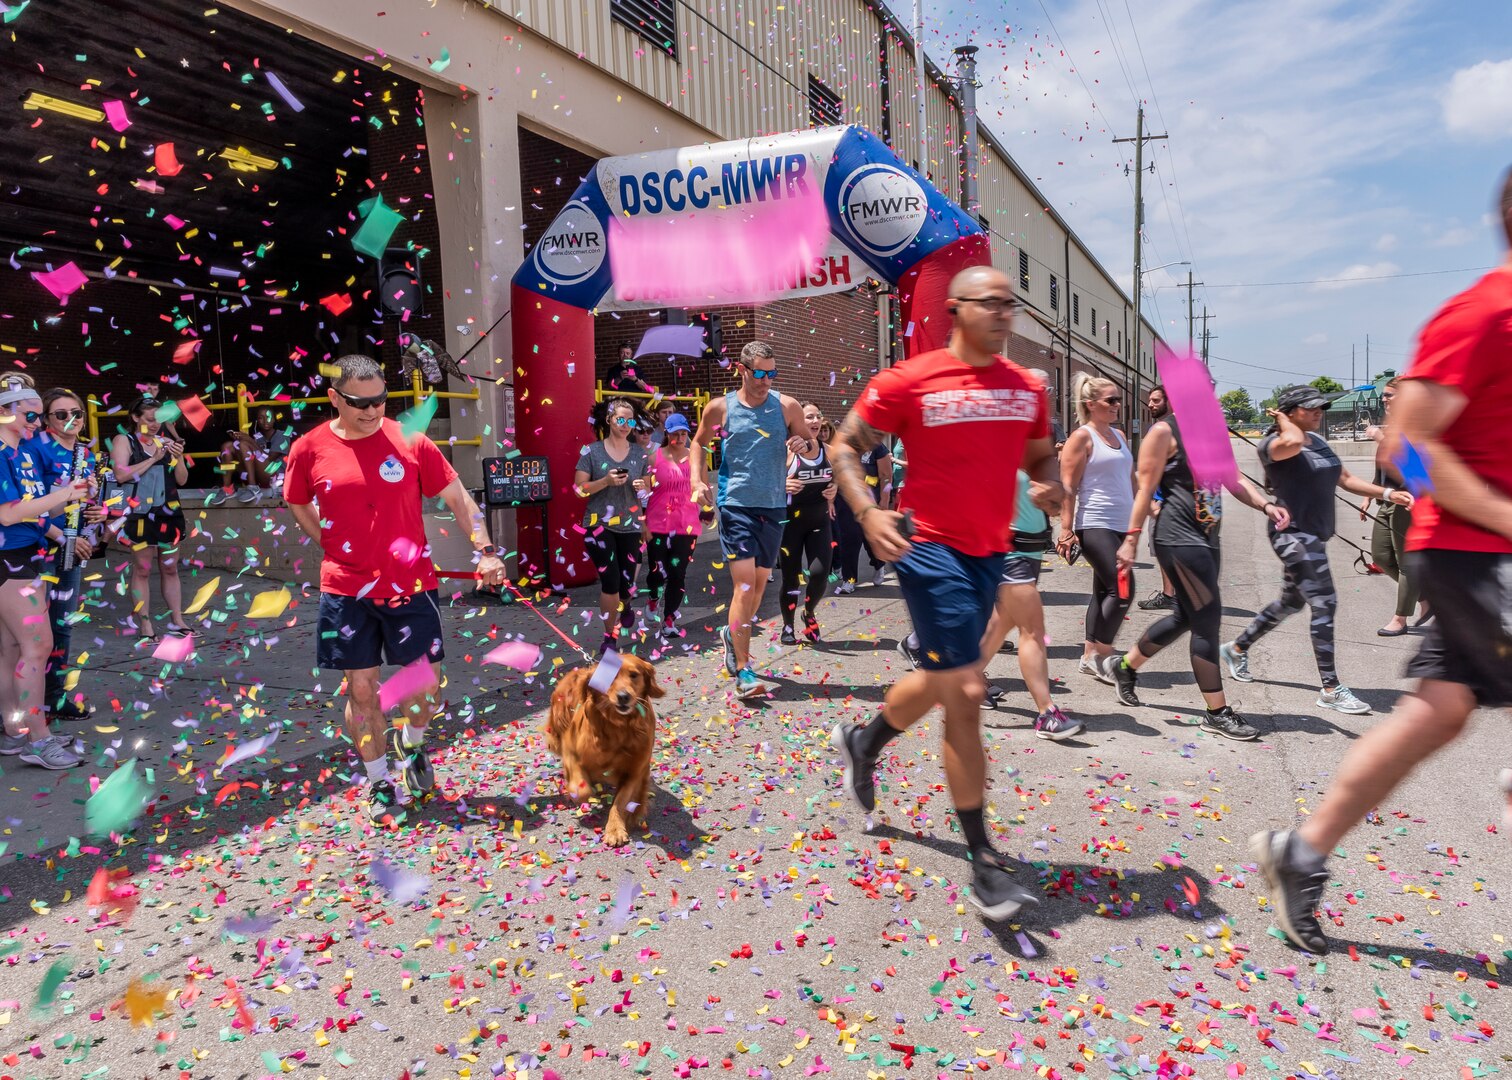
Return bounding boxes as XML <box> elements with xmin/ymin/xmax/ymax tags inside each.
<box><xmin>336</xmin><ymin>389</ymin><xmax>388</xmax><ymax>410</ymax></box>
<box><xmin>955</xmin><ymin>297</ymin><xmax>1018</xmax><ymax>314</ymax></box>
<box><xmin>741</xmin><ymin>363</ymin><xmax>778</xmax><ymax>379</ymax></box>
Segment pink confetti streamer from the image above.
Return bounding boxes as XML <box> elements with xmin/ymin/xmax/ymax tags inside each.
<box><xmin>377</xmin><ymin>656</ymin><xmax>439</xmax><ymax>713</ymax></box>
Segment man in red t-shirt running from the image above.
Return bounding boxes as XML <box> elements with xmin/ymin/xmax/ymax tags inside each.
<box><xmin>829</xmin><ymin>265</ymin><xmax>1063</xmax><ymax>920</ymax></box>
<box><xmin>1253</xmin><ymin>168</ymin><xmax>1512</xmax><ymax>954</ymax></box>
<box><xmin>284</xmin><ymin>354</ymin><xmax>506</xmax><ymax>823</ymax></box>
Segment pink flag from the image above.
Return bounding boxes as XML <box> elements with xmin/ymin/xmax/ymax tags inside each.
<box><xmin>1155</xmin><ymin>345</ymin><xmax>1238</xmax><ymax>491</ymax></box>
<box><xmin>482</xmin><ymin>640</ymin><xmax>542</xmax><ymax>671</ymax></box>
<box><xmin>152</xmin><ymin>635</ymin><xmax>196</xmax><ymax>663</ymax></box>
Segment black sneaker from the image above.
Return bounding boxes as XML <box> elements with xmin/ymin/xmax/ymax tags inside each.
<box><xmin>387</xmin><ymin>728</ymin><xmax>435</xmax><ymax>796</ymax></box>
<box><xmin>1250</xmin><ymin>829</ymin><xmax>1330</xmax><ymax>953</ymax></box>
<box><xmin>1138</xmin><ymin>590</ymin><xmax>1177</xmax><ymax>611</ymax></box>
<box><xmin>967</xmin><ymin>849</ymin><xmax>1041</xmax><ymax>921</ymax></box>
<box><xmin>829</xmin><ymin>721</ymin><xmax>877</xmax><ymax>813</ymax></box>
<box><xmin>802</xmin><ymin>613</ymin><xmax>821</xmax><ymax>642</ymax></box>
<box><xmin>780</xmin><ymin>625</ymin><xmax>798</xmax><ymax>646</ymax></box>
<box><xmin>984</xmin><ymin>684</ymin><xmax>1006</xmax><ymax>710</ymax></box>
<box><xmin>365</xmin><ymin>778</ymin><xmax>402</xmax><ymax>823</ymax></box>
<box><xmin>1101</xmin><ymin>654</ymin><xmax>1142</xmax><ymax>707</ymax></box>
<box><xmin>48</xmin><ymin>698</ymin><xmax>93</xmax><ymax>722</ymax></box>
<box><xmin>1201</xmin><ymin>706</ymin><xmax>1259</xmax><ymax>741</ymax></box>
<box><xmin>895</xmin><ymin>636</ymin><xmax>923</xmax><ymax>671</ymax></box>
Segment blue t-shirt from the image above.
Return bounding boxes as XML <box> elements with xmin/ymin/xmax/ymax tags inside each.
<box><xmin>0</xmin><ymin>440</ymin><xmax>53</xmax><ymax>550</ymax></box>
<box><xmin>1006</xmin><ymin>470</ymin><xmax>1049</xmax><ymax>562</ymax></box>
<box><xmin>31</xmin><ymin>432</ymin><xmax>96</xmax><ymax>487</ymax></box>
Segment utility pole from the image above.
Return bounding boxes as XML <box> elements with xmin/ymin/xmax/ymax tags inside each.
<box><xmin>952</xmin><ymin>46</ymin><xmax>980</xmax><ymax>217</ymax></box>
<box><xmin>1184</xmin><ymin>270</ymin><xmax>1204</xmax><ymax>352</ymax></box>
<box><xmin>1112</xmin><ymin>106</ymin><xmax>1167</xmax><ymax>435</ymax></box>
<box><xmin>1351</xmin><ymin>344</ymin><xmax>1355</xmax><ymax>390</ymax></box>
<box><xmin>1198</xmin><ymin>308</ymin><xmax>1214</xmax><ymax>365</ymax></box>
<box><xmin>1365</xmin><ymin>334</ymin><xmax>1370</xmax><ymax>382</ymax></box>
<box><xmin>913</xmin><ymin>0</ymin><xmax>928</xmax><ymax>177</ymax></box>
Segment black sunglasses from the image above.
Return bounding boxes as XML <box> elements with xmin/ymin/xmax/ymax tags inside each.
<box><xmin>1102</xmin><ymin>397</ymin><xmax>1123</xmax><ymax>406</ymax></box>
<box><xmin>21</xmin><ymin>410</ymin><xmax>42</xmax><ymax>424</ymax></box>
<box><xmin>335</xmin><ymin>389</ymin><xmax>388</xmax><ymax>410</ymax></box>
<box><xmin>955</xmin><ymin>296</ymin><xmax>1018</xmax><ymax>314</ymax></box>
<box><xmin>51</xmin><ymin>408</ymin><xmax>84</xmax><ymax>421</ymax></box>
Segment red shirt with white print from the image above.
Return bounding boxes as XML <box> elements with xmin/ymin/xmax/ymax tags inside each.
<box><xmin>854</xmin><ymin>348</ymin><xmax>1048</xmax><ymax>557</ymax></box>
<box><xmin>284</xmin><ymin>418</ymin><xmax>458</xmax><ymax>597</ymax></box>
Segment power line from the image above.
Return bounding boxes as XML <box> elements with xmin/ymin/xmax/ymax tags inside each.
<box><xmin>1034</xmin><ymin>0</ymin><xmax>1122</xmax><ymax>141</ymax></box>
<box><xmin>1205</xmin><ymin>264</ymin><xmax>1496</xmax><ymax>289</ymax></box>
<box><xmin>1206</xmin><ymin>353</ymin><xmax>1341</xmax><ymax>381</ymax></box>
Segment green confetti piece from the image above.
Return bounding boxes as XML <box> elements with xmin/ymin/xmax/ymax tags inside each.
<box><xmin>430</xmin><ymin>47</ymin><xmax>451</xmax><ymax>74</ymax></box>
<box><xmin>34</xmin><ymin>961</ymin><xmax>69</xmax><ymax>1014</ymax></box>
<box><xmin>399</xmin><ymin>393</ymin><xmax>440</xmax><ymax>439</ymax></box>
<box><xmin>333</xmin><ymin>1048</ymin><xmax>356</xmax><ymax>1066</ymax></box>
<box><xmin>86</xmin><ymin>757</ymin><xmax>154</xmax><ymax>837</ymax></box>
<box><xmin>352</xmin><ymin>196</ymin><xmax>403</xmax><ymax>259</ymax></box>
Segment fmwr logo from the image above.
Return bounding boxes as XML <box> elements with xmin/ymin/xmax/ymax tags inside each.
<box><xmin>837</xmin><ymin>164</ymin><xmax>929</xmax><ymax>258</ymax></box>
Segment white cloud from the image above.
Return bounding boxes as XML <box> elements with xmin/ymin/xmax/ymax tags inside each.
<box><xmin>1314</xmin><ymin>262</ymin><xmax>1401</xmax><ymax>290</ymax></box>
<box><xmin>1375</xmin><ymin>233</ymin><xmax>1399</xmax><ymax>252</ymax></box>
<box><xmin>1443</xmin><ymin>59</ymin><xmax>1512</xmax><ymax>139</ymax></box>
<box><xmin>1429</xmin><ymin>225</ymin><xmax>1477</xmax><ymax>248</ymax></box>
<box><xmin>1303</xmin><ymin>332</ymin><xmax>1328</xmax><ymax>346</ymax></box>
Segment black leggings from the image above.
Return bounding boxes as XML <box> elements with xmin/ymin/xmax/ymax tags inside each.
<box><xmin>780</xmin><ymin>509</ymin><xmax>834</xmax><ymax>626</ymax></box>
<box><xmin>586</xmin><ymin>530</ymin><xmax>642</xmax><ymax>627</ymax></box>
<box><xmin>1137</xmin><ymin>543</ymin><xmax>1224</xmax><ymax>694</ymax></box>
<box><xmin>1080</xmin><ymin>527</ymin><xmax>1132</xmax><ymax>645</ymax></box>
<box><xmin>646</xmin><ymin>533</ymin><xmax>696</xmax><ymax>624</ymax></box>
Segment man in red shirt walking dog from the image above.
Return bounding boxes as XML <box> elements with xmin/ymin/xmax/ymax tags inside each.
<box><xmin>285</xmin><ymin>354</ymin><xmax>506</xmax><ymax>822</ymax></box>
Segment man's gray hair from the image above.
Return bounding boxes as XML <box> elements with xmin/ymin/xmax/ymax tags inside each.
<box><xmin>332</xmin><ymin>353</ymin><xmax>383</xmax><ymax>388</ymax></box>
<box><xmin>740</xmin><ymin>341</ymin><xmax>775</xmax><ymax>364</ymax></box>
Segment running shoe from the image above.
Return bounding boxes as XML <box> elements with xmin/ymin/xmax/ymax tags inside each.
<box><xmin>802</xmin><ymin>613</ymin><xmax>822</xmax><ymax>642</ymax></box>
<box><xmin>234</xmin><ymin>485</ymin><xmax>262</xmax><ymax>504</ymax></box>
<box><xmin>780</xmin><ymin>625</ymin><xmax>798</xmax><ymax>647</ymax></box>
<box><xmin>19</xmin><ymin>737</ymin><xmax>82</xmax><ymax>770</ymax></box>
<box><xmin>984</xmin><ymin>684</ymin><xmax>1006</xmax><ymax>710</ymax></box>
<box><xmin>1201</xmin><ymin>706</ymin><xmax>1259</xmax><ymax>741</ymax></box>
<box><xmin>1034</xmin><ymin>705</ymin><xmax>1083</xmax><ymax>741</ymax></box>
<box><xmin>1220</xmin><ymin>641</ymin><xmax>1252</xmax><ymax>683</ymax></box>
<box><xmin>1081</xmin><ymin>656</ymin><xmax>1112</xmax><ymax>684</ymax></box>
<box><xmin>895</xmin><ymin>635</ymin><xmax>923</xmax><ymax>671</ymax></box>
<box><xmin>387</xmin><ymin>728</ymin><xmax>435</xmax><ymax>796</ymax></box>
<box><xmin>735</xmin><ymin>668</ymin><xmax>765</xmax><ymax>699</ymax></box>
<box><xmin>365</xmin><ymin>778</ymin><xmax>402</xmax><ymax>823</ymax></box>
<box><xmin>1100</xmin><ymin>654</ymin><xmax>1142</xmax><ymax>707</ymax></box>
<box><xmin>829</xmin><ymin>721</ymin><xmax>877</xmax><ymax>812</ymax></box>
<box><xmin>1249</xmin><ymin>829</ymin><xmax>1330</xmax><ymax>953</ymax></box>
<box><xmin>718</xmin><ymin>624</ymin><xmax>738</xmax><ymax>676</ymax></box>
<box><xmin>598</xmin><ymin>633</ymin><xmax>618</xmax><ymax>656</ymax></box>
<box><xmin>204</xmin><ymin>489</ymin><xmax>228</xmax><ymax>506</ymax></box>
<box><xmin>967</xmin><ymin>848</ymin><xmax>1041</xmax><ymax>921</ymax></box>
<box><xmin>1317</xmin><ymin>686</ymin><xmax>1370</xmax><ymax>714</ymax></box>
<box><xmin>0</xmin><ymin>733</ymin><xmax>28</xmax><ymax>756</ymax></box>
<box><xmin>835</xmin><ymin>581</ymin><xmax>856</xmax><ymax>595</ymax></box>
<box><xmin>48</xmin><ymin>698</ymin><xmax>92</xmax><ymax>722</ymax></box>
<box><xmin>871</xmin><ymin>565</ymin><xmax>888</xmax><ymax>587</ymax></box>
<box><xmin>1138</xmin><ymin>590</ymin><xmax>1177</xmax><ymax>611</ymax></box>
<box><xmin>660</xmin><ymin>621</ymin><xmax>685</xmax><ymax>641</ymax></box>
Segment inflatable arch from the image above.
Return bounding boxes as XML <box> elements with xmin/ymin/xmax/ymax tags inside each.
<box><xmin>509</xmin><ymin>124</ymin><xmax>989</xmax><ymax>586</ymax></box>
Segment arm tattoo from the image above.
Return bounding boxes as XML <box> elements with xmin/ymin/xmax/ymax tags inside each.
<box><xmin>831</xmin><ymin>411</ymin><xmax>889</xmax><ymax>518</ymax></box>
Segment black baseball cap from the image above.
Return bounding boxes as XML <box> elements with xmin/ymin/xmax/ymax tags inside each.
<box><xmin>1276</xmin><ymin>385</ymin><xmax>1330</xmax><ymax>411</ymax></box>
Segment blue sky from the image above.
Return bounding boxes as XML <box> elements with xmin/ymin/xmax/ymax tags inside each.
<box><xmin>917</xmin><ymin>0</ymin><xmax>1511</xmax><ymax>399</ymax></box>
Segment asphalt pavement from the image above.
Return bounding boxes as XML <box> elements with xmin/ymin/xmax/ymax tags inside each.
<box><xmin>0</xmin><ymin>502</ymin><xmax>1507</xmax><ymax>1080</ymax></box>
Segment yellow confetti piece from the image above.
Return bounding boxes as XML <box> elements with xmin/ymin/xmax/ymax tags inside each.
<box><xmin>184</xmin><ymin>577</ymin><xmax>220</xmax><ymax>616</ymax></box>
<box><xmin>246</xmin><ymin>587</ymin><xmax>292</xmax><ymax>619</ymax></box>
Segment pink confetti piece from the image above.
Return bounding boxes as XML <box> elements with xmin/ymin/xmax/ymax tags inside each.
<box><xmin>377</xmin><ymin>656</ymin><xmax>438</xmax><ymax>713</ymax></box>
<box><xmin>216</xmin><ymin>731</ymin><xmax>279</xmax><ymax>775</ymax></box>
<box><xmin>151</xmin><ymin>634</ymin><xmax>196</xmax><ymax>663</ymax></box>
<box><xmin>30</xmin><ymin>261</ymin><xmax>88</xmax><ymax>303</ymax></box>
<box><xmin>482</xmin><ymin>640</ymin><xmax>542</xmax><ymax>671</ymax></box>
<box><xmin>388</xmin><ymin>537</ymin><xmax>422</xmax><ymax>567</ymax></box>
<box><xmin>102</xmin><ymin>99</ymin><xmax>130</xmax><ymax>132</ymax></box>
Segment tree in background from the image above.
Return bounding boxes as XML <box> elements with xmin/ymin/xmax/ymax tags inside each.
<box><xmin>1219</xmin><ymin>388</ymin><xmax>1257</xmax><ymax>423</ymax></box>
<box><xmin>1260</xmin><ymin>385</ymin><xmax>1286</xmax><ymax>412</ymax></box>
<box><xmin>1310</xmin><ymin>375</ymin><xmax>1344</xmax><ymax>394</ymax></box>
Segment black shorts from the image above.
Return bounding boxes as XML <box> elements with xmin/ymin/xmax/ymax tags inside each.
<box><xmin>1405</xmin><ymin>550</ymin><xmax>1512</xmax><ymax>708</ymax></box>
<box><xmin>1001</xmin><ymin>554</ymin><xmax>1044</xmax><ymax>586</ymax></box>
<box><xmin>317</xmin><ymin>589</ymin><xmax>445</xmax><ymax>671</ymax></box>
<box><xmin>0</xmin><ymin>545</ymin><xmax>47</xmax><ymax>585</ymax></box>
<box><xmin>124</xmin><ymin>511</ymin><xmax>186</xmax><ymax>549</ymax></box>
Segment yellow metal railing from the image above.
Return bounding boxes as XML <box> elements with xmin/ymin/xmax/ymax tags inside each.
<box><xmin>87</xmin><ymin>370</ymin><xmax>483</xmax><ymax>467</ymax></box>
<box><xmin>594</xmin><ymin>385</ymin><xmax>711</xmax><ymax>415</ymax></box>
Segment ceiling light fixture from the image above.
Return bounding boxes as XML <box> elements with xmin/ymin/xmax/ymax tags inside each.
<box><xmin>219</xmin><ymin>146</ymin><xmax>278</xmax><ymax>172</ymax></box>
<box><xmin>23</xmin><ymin>92</ymin><xmax>105</xmax><ymax>123</ymax></box>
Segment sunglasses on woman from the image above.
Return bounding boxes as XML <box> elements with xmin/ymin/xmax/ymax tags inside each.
<box><xmin>21</xmin><ymin>411</ymin><xmax>42</xmax><ymax>424</ymax></box>
<box><xmin>51</xmin><ymin>408</ymin><xmax>84</xmax><ymax>421</ymax></box>
<box><xmin>336</xmin><ymin>389</ymin><xmax>388</xmax><ymax>410</ymax></box>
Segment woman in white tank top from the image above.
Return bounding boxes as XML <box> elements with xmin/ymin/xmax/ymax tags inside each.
<box><xmin>1057</xmin><ymin>373</ymin><xmax>1137</xmax><ymax>677</ymax></box>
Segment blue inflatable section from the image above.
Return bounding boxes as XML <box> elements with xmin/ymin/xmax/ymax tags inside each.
<box><xmin>518</xmin><ymin>162</ymin><xmax>615</xmax><ymax>310</ymax></box>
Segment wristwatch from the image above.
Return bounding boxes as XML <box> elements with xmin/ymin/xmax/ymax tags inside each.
<box><xmin>479</xmin><ymin>545</ymin><xmax>498</xmax><ymax>557</ymax></box>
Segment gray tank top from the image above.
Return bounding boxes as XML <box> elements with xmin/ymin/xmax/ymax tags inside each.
<box><xmin>721</xmin><ymin>390</ymin><xmax>787</xmax><ymax>509</ymax></box>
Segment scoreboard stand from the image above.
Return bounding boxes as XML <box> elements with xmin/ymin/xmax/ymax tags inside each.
<box><xmin>481</xmin><ymin>455</ymin><xmax>559</xmax><ymax>595</ymax></box>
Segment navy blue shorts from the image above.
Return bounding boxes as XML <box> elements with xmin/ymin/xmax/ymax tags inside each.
<box><xmin>317</xmin><ymin>590</ymin><xmax>445</xmax><ymax>671</ymax></box>
<box><xmin>719</xmin><ymin>505</ymin><xmax>784</xmax><ymax>569</ymax></box>
<box><xmin>895</xmin><ymin>541</ymin><xmax>1002</xmax><ymax>671</ymax></box>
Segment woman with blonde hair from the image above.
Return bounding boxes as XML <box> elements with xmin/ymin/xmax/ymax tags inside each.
<box><xmin>0</xmin><ymin>372</ymin><xmax>88</xmax><ymax>768</ymax></box>
<box><xmin>1057</xmin><ymin>371</ymin><xmax>1136</xmax><ymax>680</ymax></box>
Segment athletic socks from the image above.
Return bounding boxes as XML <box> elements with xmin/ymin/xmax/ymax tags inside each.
<box><xmin>402</xmin><ymin>724</ymin><xmax>426</xmax><ymax>749</ymax></box>
<box><xmin>956</xmin><ymin>805</ymin><xmax>992</xmax><ymax>858</ymax></box>
<box><xmin>906</xmin><ymin>631</ymin><xmax>920</xmax><ymax>651</ymax></box>
<box><xmin>857</xmin><ymin>710</ymin><xmax>903</xmax><ymax>759</ymax></box>
<box><xmin>363</xmin><ymin>756</ymin><xmax>389</xmax><ymax>785</ymax></box>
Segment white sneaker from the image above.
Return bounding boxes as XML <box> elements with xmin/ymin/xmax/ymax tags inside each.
<box><xmin>1220</xmin><ymin>641</ymin><xmax>1252</xmax><ymax>683</ymax></box>
<box><xmin>1080</xmin><ymin>656</ymin><xmax>1112</xmax><ymax>684</ymax></box>
<box><xmin>1317</xmin><ymin>686</ymin><xmax>1369</xmax><ymax>714</ymax></box>
<box><xmin>871</xmin><ymin>566</ymin><xmax>888</xmax><ymax>587</ymax></box>
<box><xmin>835</xmin><ymin>581</ymin><xmax>856</xmax><ymax>595</ymax></box>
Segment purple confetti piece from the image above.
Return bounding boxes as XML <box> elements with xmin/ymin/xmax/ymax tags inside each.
<box><xmin>372</xmin><ymin>858</ymin><xmax>430</xmax><ymax>904</ymax></box>
<box><xmin>265</xmin><ymin>71</ymin><xmax>305</xmax><ymax>112</ymax></box>
<box><xmin>1014</xmin><ymin>931</ymin><xmax>1037</xmax><ymax>957</ymax></box>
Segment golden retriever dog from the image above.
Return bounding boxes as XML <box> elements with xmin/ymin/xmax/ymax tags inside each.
<box><xmin>544</xmin><ymin>654</ymin><xmax>665</xmax><ymax>846</ymax></box>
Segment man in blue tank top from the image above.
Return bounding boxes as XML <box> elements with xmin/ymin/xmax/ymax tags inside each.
<box><xmin>691</xmin><ymin>342</ymin><xmax>810</xmax><ymax>697</ymax></box>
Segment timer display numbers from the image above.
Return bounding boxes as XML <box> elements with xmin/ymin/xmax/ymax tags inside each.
<box><xmin>483</xmin><ymin>456</ymin><xmax>551</xmax><ymax>506</ymax></box>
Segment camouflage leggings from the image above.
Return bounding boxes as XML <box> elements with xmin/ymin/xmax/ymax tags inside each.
<box><xmin>1237</xmin><ymin>530</ymin><xmax>1339</xmax><ymax>688</ymax></box>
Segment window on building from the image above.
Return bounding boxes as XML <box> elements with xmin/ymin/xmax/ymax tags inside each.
<box><xmin>1018</xmin><ymin>249</ymin><xmax>1030</xmax><ymax>291</ymax></box>
<box><xmin>1117</xmin><ymin>329</ymin><xmax>1122</xmax><ymax>352</ymax></box>
<box><xmin>1105</xmin><ymin>320</ymin><xmax>1111</xmax><ymax>345</ymax></box>
<box><xmin>1091</xmin><ymin>307</ymin><xmax>1097</xmax><ymax>341</ymax></box>
<box><xmin>878</xmin><ymin>35</ymin><xmax>891</xmax><ymax>146</ymax></box>
<box><xmin>1072</xmin><ymin>294</ymin><xmax>1079</xmax><ymax>326</ymax></box>
<box><xmin>610</xmin><ymin>0</ymin><xmax>677</xmax><ymax>59</ymax></box>
<box><xmin>1049</xmin><ymin>275</ymin><xmax>1059</xmax><ymax>311</ymax></box>
<box><xmin>808</xmin><ymin>75</ymin><xmax>843</xmax><ymax>127</ymax></box>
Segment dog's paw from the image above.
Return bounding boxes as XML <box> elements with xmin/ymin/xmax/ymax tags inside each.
<box><xmin>602</xmin><ymin>821</ymin><xmax>630</xmax><ymax>847</ymax></box>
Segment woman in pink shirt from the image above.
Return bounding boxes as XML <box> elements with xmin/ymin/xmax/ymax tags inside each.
<box><xmin>644</xmin><ymin>413</ymin><xmax>702</xmax><ymax>640</ymax></box>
